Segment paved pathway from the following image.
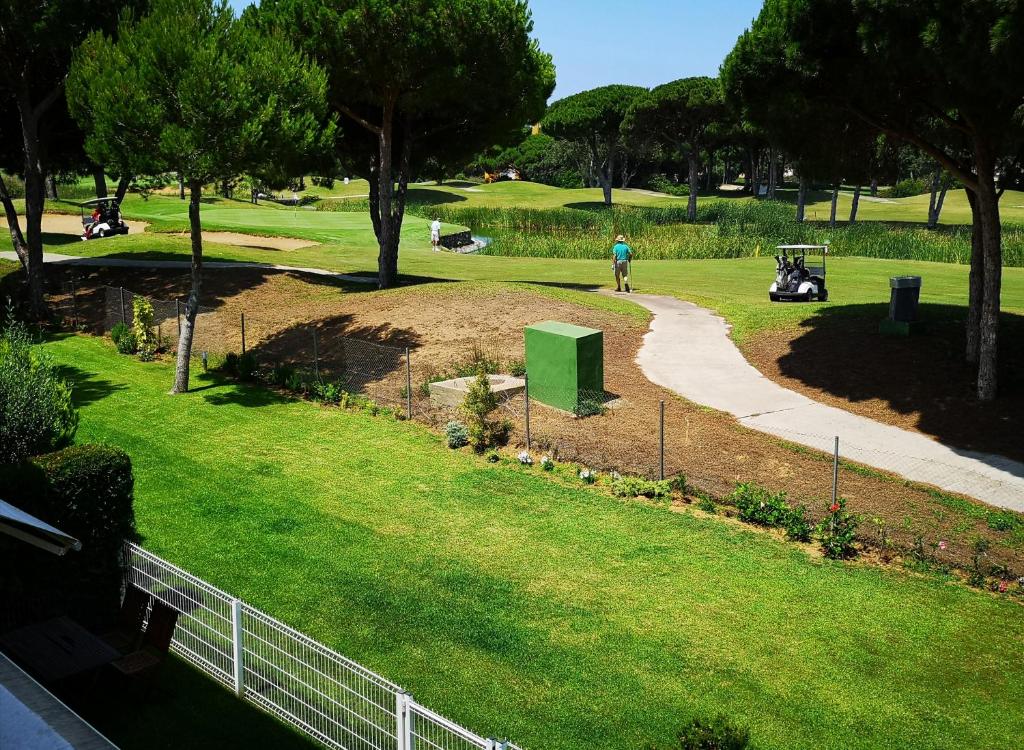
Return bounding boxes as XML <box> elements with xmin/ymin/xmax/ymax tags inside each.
<box><xmin>0</xmin><ymin>251</ymin><xmax>377</xmax><ymax>285</ymax></box>
<box><xmin>618</xmin><ymin>292</ymin><xmax>1024</xmax><ymax>512</ymax></box>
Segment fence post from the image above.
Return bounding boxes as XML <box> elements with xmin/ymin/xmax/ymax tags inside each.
<box><xmin>405</xmin><ymin>347</ymin><xmax>413</xmax><ymax>420</ymax></box>
<box><xmin>524</xmin><ymin>373</ymin><xmax>531</xmax><ymax>449</ymax></box>
<box><xmin>69</xmin><ymin>276</ymin><xmax>78</xmax><ymax>327</ymax></box>
<box><xmin>240</xmin><ymin>312</ymin><xmax>247</xmax><ymax>354</ymax></box>
<box><xmin>659</xmin><ymin>400</ymin><xmax>665</xmax><ymax>481</ymax></box>
<box><xmin>312</xmin><ymin>327</ymin><xmax>320</xmax><ymax>380</ymax></box>
<box><xmin>832</xmin><ymin>436</ymin><xmax>840</xmax><ymax>505</ymax></box>
<box><xmin>119</xmin><ymin>286</ymin><xmax>127</xmax><ymax>325</ymax></box>
<box><xmin>231</xmin><ymin>598</ymin><xmax>245</xmax><ymax>697</ymax></box>
<box><xmin>395</xmin><ymin>691</ymin><xmax>412</xmax><ymax>750</ymax></box>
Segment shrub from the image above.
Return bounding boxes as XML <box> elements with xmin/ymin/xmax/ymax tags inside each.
<box><xmin>131</xmin><ymin>295</ymin><xmax>155</xmax><ymax>356</ymax></box>
<box><xmin>313</xmin><ymin>381</ymin><xmax>342</xmax><ymax>405</ymax></box>
<box><xmin>444</xmin><ymin>420</ymin><xmax>469</xmax><ymax>449</ymax></box>
<box><xmin>237</xmin><ymin>351</ymin><xmax>258</xmax><ymax>381</ymax></box>
<box><xmin>881</xmin><ymin>177</ymin><xmax>929</xmax><ymax>199</ymax></box>
<box><xmin>817</xmin><ymin>498</ymin><xmax>860</xmax><ymax>559</ymax></box>
<box><xmin>507</xmin><ymin>358</ymin><xmax>527</xmax><ymax>377</ymax></box>
<box><xmin>0</xmin><ymin>323</ymin><xmax>78</xmax><ymax>464</ymax></box>
<box><xmin>0</xmin><ymin>444</ymin><xmax>135</xmax><ymax>630</ymax></box>
<box><xmin>222</xmin><ymin>351</ymin><xmax>239</xmax><ymax>376</ymax></box>
<box><xmin>540</xmin><ymin>454</ymin><xmax>554</xmax><ymax>471</ymax></box>
<box><xmin>462</xmin><ymin>370</ymin><xmax>505</xmax><ymax>452</ymax></box>
<box><xmin>785</xmin><ymin>504</ymin><xmax>813</xmax><ymax>543</ymax></box>
<box><xmin>647</xmin><ymin>173</ymin><xmax>691</xmax><ymax>197</ymax></box>
<box><xmin>110</xmin><ymin>321</ymin><xmax>137</xmax><ymax>354</ymax></box>
<box><xmin>670</xmin><ymin>475</ymin><xmax>687</xmax><ymax>495</ymax></box>
<box><xmin>676</xmin><ymin>715</ymin><xmax>750</xmax><ymax>750</ymax></box>
<box><xmin>731</xmin><ymin>482</ymin><xmax>791</xmax><ymax>528</ymax></box>
<box><xmin>485</xmin><ymin>449</ymin><xmax>500</xmax><ymax>463</ymax></box>
<box><xmin>612</xmin><ymin>475</ymin><xmax>670</xmax><ymax>499</ymax></box>
<box><xmin>579</xmin><ymin>468</ymin><xmax>596</xmax><ymax>484</ymax></box>
<box><xmin>271</xmin><ymin>363</ymin><xmax>295</xmax><ymax>388</ymax></box>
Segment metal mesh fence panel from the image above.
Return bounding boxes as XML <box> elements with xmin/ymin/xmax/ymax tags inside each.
<box><xmin>241</xmin><ymin>605</ymin><xmax>401</xmax><ymax>750</ymax></box>
<box><xmin>124</xmin><ymin>543</ymin><xmax>236</xmax><ymax>687</ymax></box>
<box><xmin>124</xmin><ymin>543</ymin><xmax>519</xmax><ymax>750</ymax></box>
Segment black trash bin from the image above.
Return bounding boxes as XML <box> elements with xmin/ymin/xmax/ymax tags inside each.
<box><xmin>880</xmin><ymin>276</ymin><xmax>922</xmax><ymax>336</ymax></box>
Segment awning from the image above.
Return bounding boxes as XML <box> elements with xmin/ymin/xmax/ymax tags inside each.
<box><xmin>0</xmin><ymin>499</ymin><xmax>81</xmax><ymax>556</ymax></box>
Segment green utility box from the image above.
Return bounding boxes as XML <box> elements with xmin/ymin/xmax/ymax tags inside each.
<box><xmin>524</xmin><ymin>321</ymin><xmax>604</xmax><ymax>412</ymax></box>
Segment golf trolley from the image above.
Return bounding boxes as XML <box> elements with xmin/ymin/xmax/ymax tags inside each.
<box><xmin>769</xmin><ymin>244</ymin><xmax>828</xmax><ymax>302</ymax></box>
<box><xmin>79</xmin><ymin>197</ymin><xmax>129</xmax><ymax>240</ymax></box>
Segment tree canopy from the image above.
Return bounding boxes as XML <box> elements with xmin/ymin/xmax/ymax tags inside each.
<box><xmin>542</xmin><ymin>84</ymin><xmax>646</xmax><ymax>205</ymax></box>
<box><xmin>623</xmin><ymin>77</ymin><xmax>726</xmax><ymax>219</ymax></box>
<box><xmin>69</xmin><ymin>0</ymin><xmax>333</xmax><ymax>393</ymax></box>
<box><xmin>254</xmin><ymin>0</ymin><xmax>554</xmax><ymax>288</ymax></box>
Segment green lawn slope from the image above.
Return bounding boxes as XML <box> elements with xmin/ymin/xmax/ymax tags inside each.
<box><xmin>43</xmin><ymin>333</ymin><xmax>1024</xmax><ymax>750</ymax></box>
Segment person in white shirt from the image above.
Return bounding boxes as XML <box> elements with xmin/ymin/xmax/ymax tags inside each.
<box><xmin>430</xmin><ymin>218</ymin><xmax>442</xmax><ymax>251</ymax></box>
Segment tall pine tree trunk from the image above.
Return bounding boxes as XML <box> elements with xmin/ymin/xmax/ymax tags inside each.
<box><xmin>828</xmin><ymin>183</ymin><xmax>840</xmax><ymax>227</ymax></box>
<box><xmin>965</xmin><ymin>188</ymin><xmax>983</xmax><ymax>365</ymax></box>
<box><xmin>20</xmin><ymin>111</ymin><xmax>47</xmax><ymax>320</ymax></box>
<box><xmin>172</xmin><ymin>182</ymin><xmax>204</xmax><ymax>394</ymax></box>
<box><xmin>870</xmin><ymin>178</ymin><xmax>878</xmax><ymax>197</ymax></box>
<box><xmin>849</xmin><ymin>185</ymin><xmax>861</xmax><ymax>223</ymax></box>
<box><xmin>44</xmin><ymin>174</ymin><xmax>58</xmax><ymax>200</ymax></box>
<box><xmin>795</xmin><ymin>175</ymin><xmax>808</xmax><ymax>222</ymax></box>
<box><xmin>687</xmin><ymin>153</ymin><xmax>699</xmax><ymax>222</ymax></box>
<box><xmin>974</xmin><ymin>150</ymin><xmax>1002</xmax><ymax>402</ymax></box>
<box><xmin>375</xmin><ymin>112</ymin><xmax>398</xmax><ymax>288</ymax></box>
<box><xmin>178</xmin><ymin>173</ymin><xmax>185</xmax><ymax>200</ymax></box>
<box><xmin>93</xmin><ymin>167</ymin><xmax>108</xmax><ymax>198</ymax></box>
<box><xmin>767</xmin><ymin>147</ymin><xmax>777</xmax><ymax>200</ymax></box>
<box><xmin>115</xmin><ymin>175</ymin><xmax>131</xmax><ymax>204</ymax></box>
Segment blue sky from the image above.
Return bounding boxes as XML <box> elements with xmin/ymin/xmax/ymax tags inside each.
<box><xmin>227</xmin><ymin>0</ymin><xmax>763</xmax><ymax>100</ymax></box>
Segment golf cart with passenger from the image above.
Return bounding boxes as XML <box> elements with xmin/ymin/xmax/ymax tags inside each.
<box><xmin>79</xmin><ymin>197</ymin><xmax>129</xmax><ymax>240</ymax></box>
<box><xmin>769</xmin><ymin>244</ymin><xmax>828</xmax><ymax>302</ymax></box>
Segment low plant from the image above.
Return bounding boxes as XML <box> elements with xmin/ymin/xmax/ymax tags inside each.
<box><xmin>270</xmin><ymin>363</ymin><xmax>295</xmax><ymax>388</ymax></box>
<box><xmin>579</xmin><ymin>468</ymin><xmax>596</xmax><ymax>484</ymax></box>
<box><xmin>817</xmin><ymin>498</ymin><xmax>860</xmax><ymax>560</ymax></box>
<box><xmin>507</xmin><ymin>358</ymin><xmax>527</xmax><ymax>377</ymax></box>
<box><xmin>675</xmin><ymin>714</ymin><xmax>750</xmax><ymax>750</ymax></box>
<box><xmin>285</xmin><ymin>371</ymin><xmax>305</xmax><ymax>393</ymax></box>
<box><xmin>785</xmin><ymin>504</ymin><xmax>813</xmax><ymax>543</ymax></box>
<box><xmin>110</xmin><ymin>321</ymin><xmax>138</xmax><ymax>354</ymax></box>
<box><xmin>444</xmin><ymin>420</ymin><xmax>469</xmax><ymax>449</ymax></box>
<box><xmin>517</xmin><ymin>450</ymin><xmax>533</xmax><ymax>465</ymax></box>
<box><xmin>612</xmin><ymin>475</ymin><xmax>670</xmax><ymax>499</ymax></box>
<box><xmin>987</xmin><ymin>511</ymin><xmax>1022</xmax><ymax>532</ymax></box>
<box><xmin>485</xmin><ymin>449</ymin><xmax>500</xmax><ymax>463</ymax></box>
<box><xmin>573</xmin><ymin>396</ymin><xmax>605</xmax><ymax>417</ymax></box>
<box><xmin>968</xmin><ymin>538</ymin><xmax>990</xmax><ymax>588</ymax></box>
<box><xmin>131</xmin><ymin>296</ymin><xmax>155</xmax><ymax>354</ymax></box>
<box><xmin>697</xmin><ymin>496</ymin><xmax>717</xmax><ymax>514</ymax></box>
<box><xmin>540</xmin><ymin>454</ymin><xmax>554</xmax><ymax>471</ymax></box>
<box><xmin>731</xmin><ymin>482</ymin><xmax>791</xmax><ymax>528</ymax></box>
<box><xmin>237</xmin><ymin>352</ymin><xmax>258</xmax><ymax>381</ymax></box>
<box><xmin>670</xmin><ymin>474</ymin><xmax>687</xmax><ymax>495</ymax></box>
<box><xmin>312</xmin><ymin>381</ymin><xmax>342</xmax><ymax>405</ymax></box>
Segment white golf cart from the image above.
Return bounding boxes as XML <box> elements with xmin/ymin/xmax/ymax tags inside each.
<box><xmin>79</xmin><ymin>197</ymin><xmax>129</xmax><ymax>240</ymax></box>
<box><xmin>769</xmin><ymin>244</ymin><xmax>828</xmax><ymax>302</ymax></box>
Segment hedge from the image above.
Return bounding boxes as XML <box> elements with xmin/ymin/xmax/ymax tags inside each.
<box><xmin>0</xmin><ymin>444</ymin><xmax>137</xmax><ymax>630</ymax></box>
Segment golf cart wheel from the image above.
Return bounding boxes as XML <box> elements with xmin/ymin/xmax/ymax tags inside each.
<box><xmin>769</xmin><ymin>293</ymin><xmax>779</xmax><ymax>302</ymax></box>
<box><xmin>96</xmin><ymin>228</ymin><xmax>105</xmax><ymax>238</ymax></box>
<box><xmin>819</xmin><ymin>289</ymin><xmax>829</xmax><ymax>302</ymax></box>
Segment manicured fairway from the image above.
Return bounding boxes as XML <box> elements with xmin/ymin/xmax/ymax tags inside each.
<box><xmin>44</xmin><ymin>333</ymin><xmax>1024</xmax><ymax>750</ymax></box>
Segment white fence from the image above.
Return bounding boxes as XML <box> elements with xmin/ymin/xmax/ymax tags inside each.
<box><xmin>124</xmin><ymin>543</ymin><xmax>523</xmax><ymax>750</ymax></box>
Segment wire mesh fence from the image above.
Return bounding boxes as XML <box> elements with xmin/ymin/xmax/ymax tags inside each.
<box><xmin>124</xmin><ymin>542</ymin><xmax>522</xmax><ymax>750</ymax></box>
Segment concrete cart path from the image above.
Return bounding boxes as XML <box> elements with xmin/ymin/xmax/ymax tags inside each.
<box><xmin>618</xmin><ymin>292</ymin><xmax>1024</xmax><ymax>512</ymax></box>
<box><xmin>0</xmin><ymin>251</ymin><xmax>377</xmax><ymax>285</ymax></box>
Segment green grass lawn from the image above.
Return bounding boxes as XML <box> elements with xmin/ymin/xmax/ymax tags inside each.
<box><xmin>42</xmin><ymin>332</ymin><xmax>1024</xmax><ymax>750</ymax></box>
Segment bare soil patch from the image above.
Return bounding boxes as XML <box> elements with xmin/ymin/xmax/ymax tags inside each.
<box><xmin>43</xmin><ymin>266</ymin><xmax>1024</xmax><ymax>573</ymax></box>
<box><xmin>742</xmin><ymin>305</ymin><xmax>1024</xmax><ymax>464</ymax></box>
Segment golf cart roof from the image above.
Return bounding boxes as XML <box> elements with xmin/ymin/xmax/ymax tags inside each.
<box><xmin>776</xmin><ymin>244</ymin><xmax>829</xmax><ymax>250</ymax></box>
<box><xmin>77</xmin><ymin>197</ymin><xmax>121</xmax><ymax>206</ymax></box>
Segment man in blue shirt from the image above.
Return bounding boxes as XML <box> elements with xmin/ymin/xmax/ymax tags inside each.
<box><xmin>611</xmin><ymin>234</ymin><xmax>633</xmax><ymax>292</ymax></box>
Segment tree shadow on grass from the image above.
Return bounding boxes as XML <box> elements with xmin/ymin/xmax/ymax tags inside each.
<box><xmin>768</xmin><ymin>302</ymin><xmax>1024</xmax><ymax>463</ymax></box>
<box><xmin>52</xmin><ymin>361</ymin><xmax>128</xmax><ymax>409</ymax></box>
<box><xmin>404</xmin><ymin>187</ymin><xmax>467</xmax><ymax>206</ymax></box>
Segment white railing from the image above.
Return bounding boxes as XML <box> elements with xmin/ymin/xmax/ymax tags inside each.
<box><xmin>124</xmin><ymin>543</ymin><xmax>524</xmax><ymax>750</ymax></box>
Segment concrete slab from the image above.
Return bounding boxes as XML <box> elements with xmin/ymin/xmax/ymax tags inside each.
<box><xmin>428</xmin><ymin>374</ymin><xmax>525</xmax><ymax>408</ymax></box>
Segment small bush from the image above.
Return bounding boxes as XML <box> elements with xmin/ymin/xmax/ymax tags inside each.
<box><xmin>313</xmin><ymin>381</ymin><xmax>342</xmax><ymax>405</ymax></box>
<box><xmin>540</xmin><ymin>454</ymin><xmax>554</xmax><ymax>471</ymax></box>
<box><xmin>676</xmin><ymin>715</ymin><xmax>750</xmax><ymax>750</ymax></box>
<box><xmin>647</xmin><ymin>173</ymin><xmax>691</xmax><ymax>197</ymax></box>
<box><xmin>270</xmin><ymin>363</ymin><xmax>295</xmax><ymax>388</ymax></box>
<box><xmin>131</xmin><ymin>296</ymin><xmax>155</xmax><ymax>356</ymax></box>
<box><xmin>507</xmin><ymin>358</ymin><xmax>527</xmax><ymax>377</ymax></box>
<box><xmin>462</xmin><ymin>370</ymin><xmax>504</xmax><ymax>452</ymax></box>
<box><xmin>285</xmin><ymin>371</ymin><xmax>305</xmax><ymax>393</ymax></box>
<box><xmin>817</xmin><ymin>498</ymin><xmax>860</xmax><ymax>559</ymax></box>
<box><xmin>670</xmin><ymin>475</ymin><xmax>687</xmax><ymax>495</ymax></box>
<box><xmin>485</xmin><ymin>449</ymin><xmax>500</xmax><ymax>463</ymax></box>
<box><xmin>110</xmin><ymin>321</ymin><xmax>137</xmax><ymax>354</ymax></box>
<box><xmin>731</xmin><ymin>482</ymin><xmax>791</xmax><ymax>528</ymax></box>
<box><xmin>579</xmin><ymin>468</ymin><xmax>597</xmax><ymax>484</ymax></box>
<box><xmin>785</xmin><ymin>504</ymin><xmax>813</xmax><ymax>543</ymax></box>
<box><xmin>574</xmin><ymin>396</ymin><xmax>605</xmax><ymax>417</ymax></box>
<box><xmin>222</xmin><ymin>351</ymin><xmax>240</xmax><ymax>376</ymax></box>
<box><xmin>237</xmin><ymin>351</ymin><xmax>258</xmax><ymax>381</ymax></box>
<box><xmin>444</xmin><ymin>420</ymin><xmax>469</xmax><ymax>449</ymax></box>
<box><xmin>881</xmin><ymin>177</ymin><xmax>929</xmax><ymax>199</ymax></box>
<box><xmin>0</xmin><ymin>323</ymin><xmax>78</xmax><ymax>464</ymax></box>
<box><xmin>612</xmin><ymin>475</ymin><xmax>670</xmax><ymax>499</ymax></box>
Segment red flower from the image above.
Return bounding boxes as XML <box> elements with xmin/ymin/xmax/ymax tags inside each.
<box><xmin>829</xmin><ymin>502</ymin><xmax>840</xmax><ymax>513</ymax></box>
<box><xmin>999</xmin><ymin>581</ymin><xmax>1009</xmax><ymax>593</ymax></box>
